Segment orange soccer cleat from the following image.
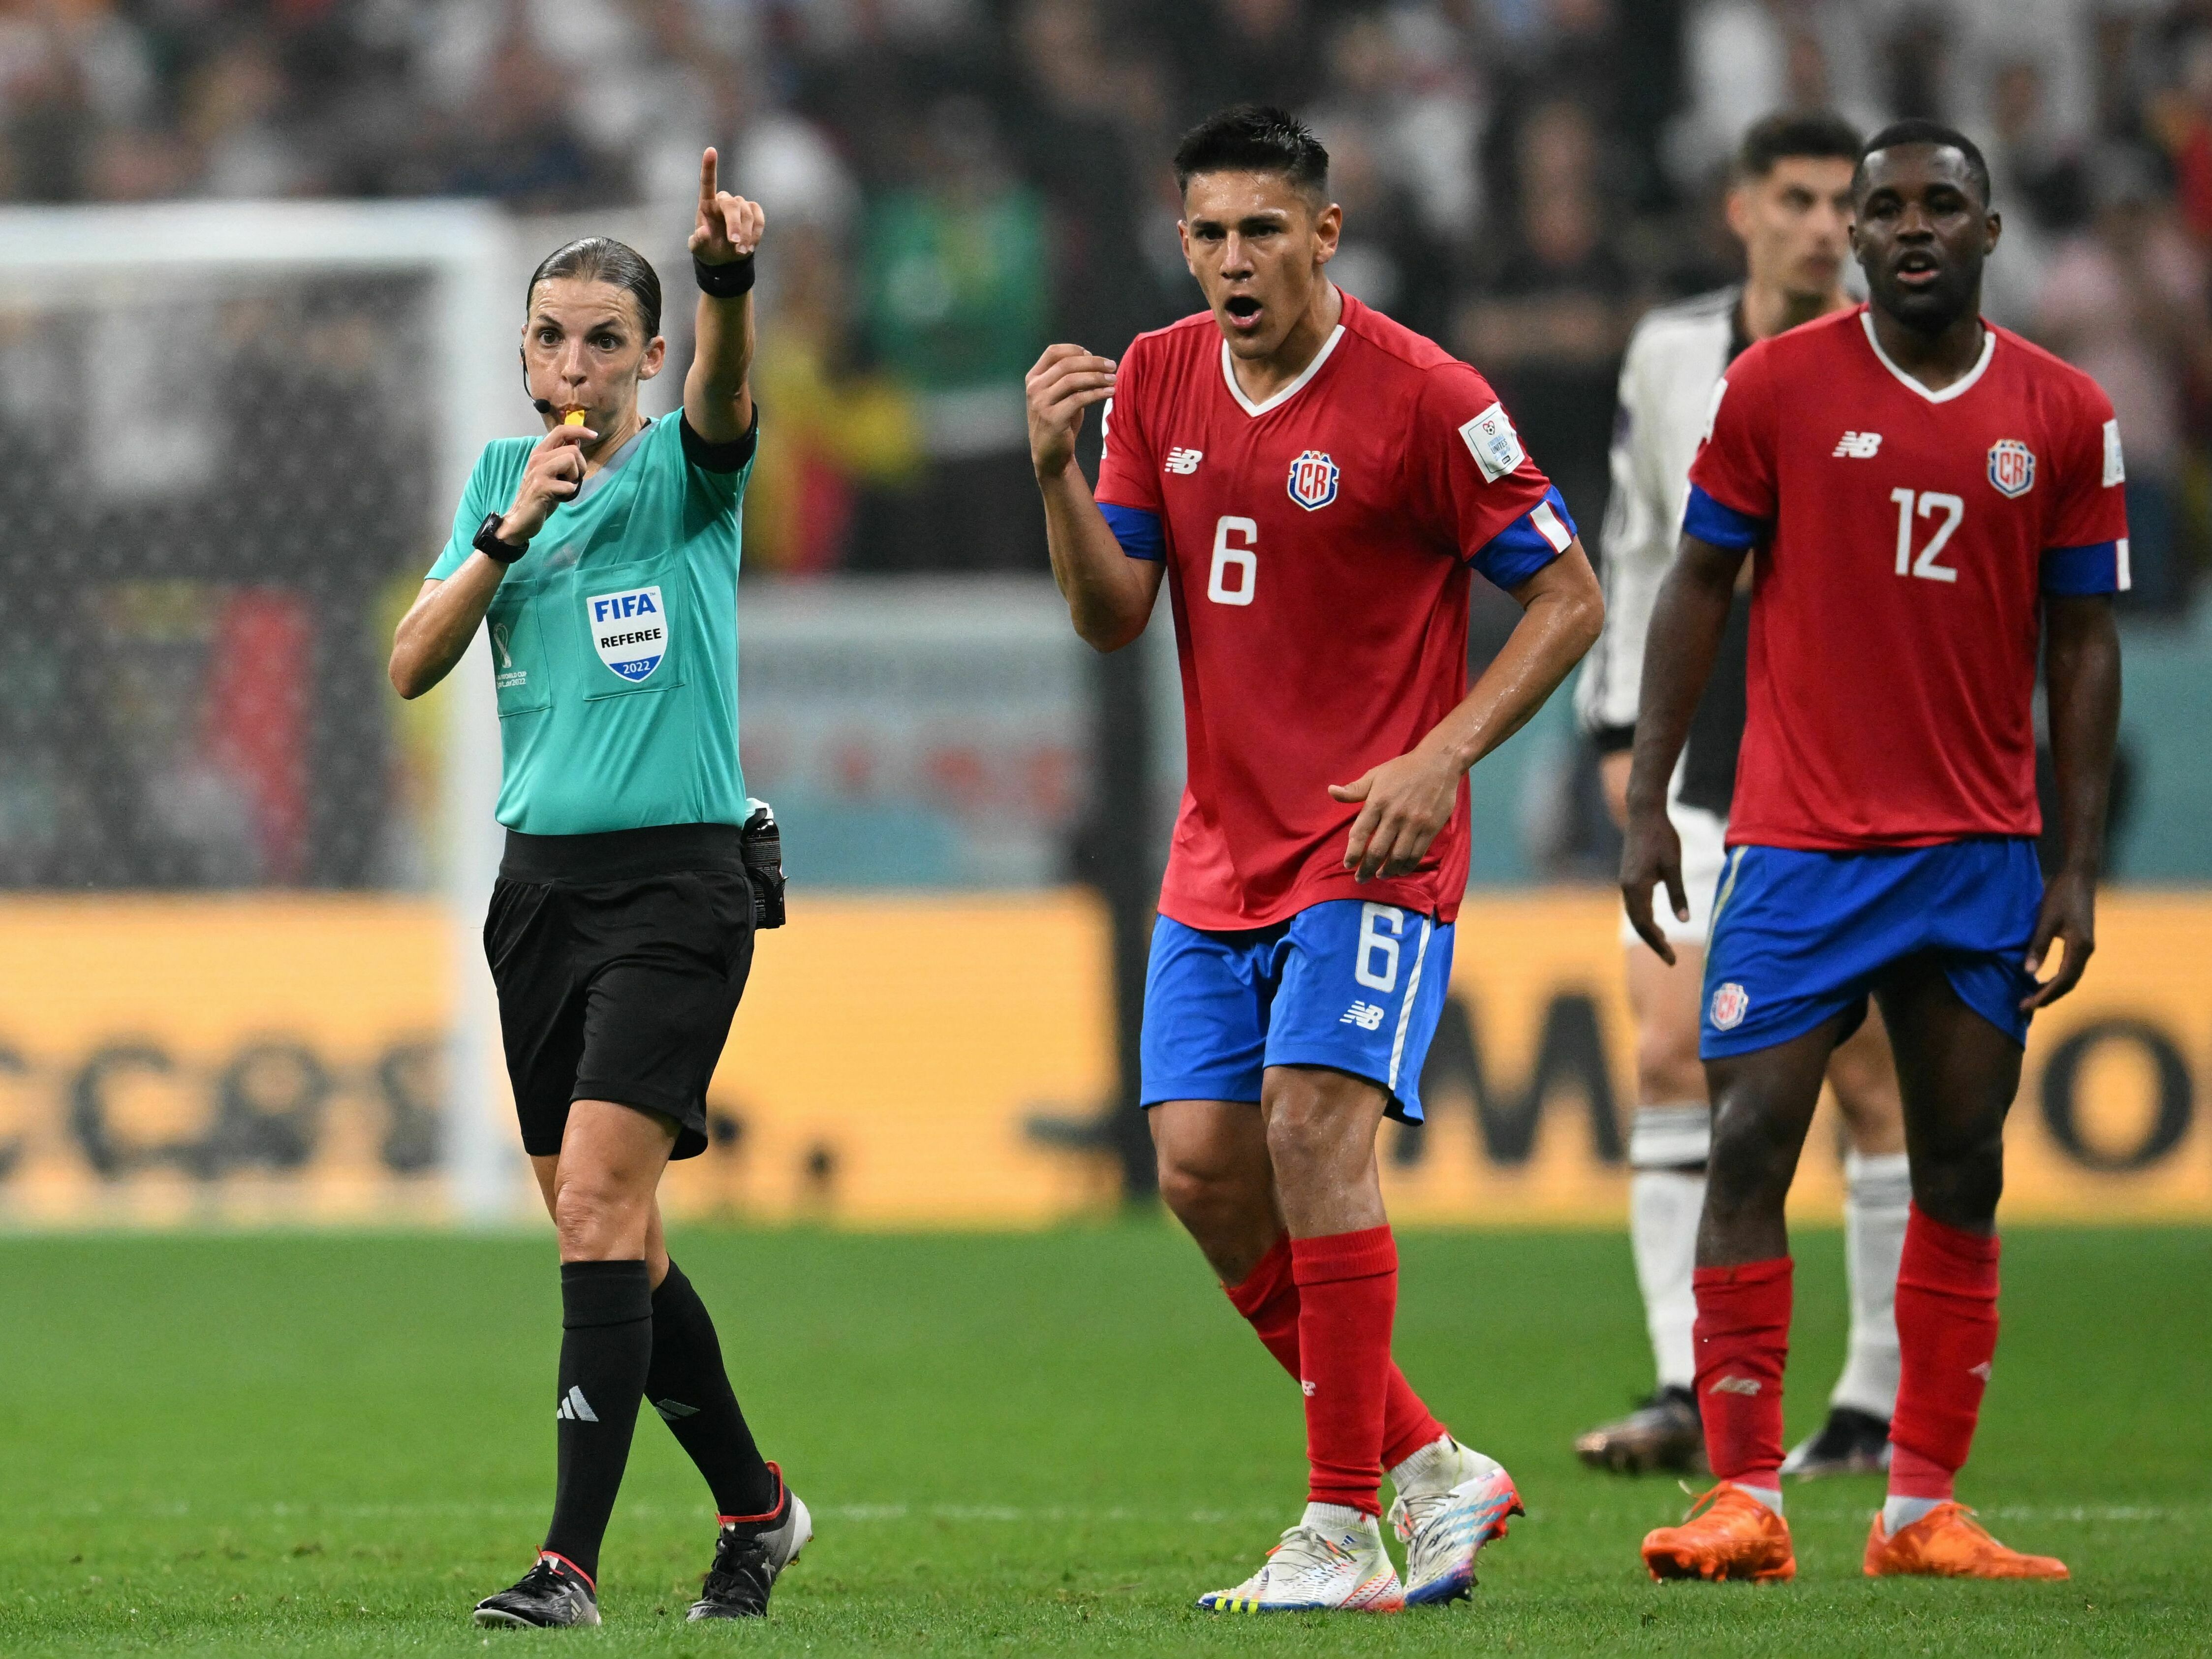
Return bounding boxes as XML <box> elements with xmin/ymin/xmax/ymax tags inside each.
<box><xmin>1641</xmin><ymin>1483</ymin><xmax>1796</xmax><ymax>1583</ymax></box>
<box><xmin>1863</xmin><ymin>1502</ymin><xmax>2069</xmax><ymax>1580</ymax></box>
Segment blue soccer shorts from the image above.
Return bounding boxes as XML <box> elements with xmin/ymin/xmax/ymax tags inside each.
<box><xmin>1700</xmin><ymin>836</ymin><xmax>2043</xmax><ymax>1060</ymax></box>
<box><xmin>1140</xmin><ymin>898</ymin><xmax>1456</xmax><ymax>1123</ymax></box>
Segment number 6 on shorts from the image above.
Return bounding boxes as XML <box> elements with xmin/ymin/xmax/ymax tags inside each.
<box><xmin>1356</xmin><ymin>902</ymin><xmax>1404</xmax><ymax>992</ymax></box>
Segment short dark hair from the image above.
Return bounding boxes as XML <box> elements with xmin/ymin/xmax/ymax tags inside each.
<box><xmin>1173</xmin><ymin>104</ymin><xmax>1329</xmax><ymax>203</ymax></box>
<box><xmin>526</xmin><ymin>236</ymin><xmax>663</xmax><ymax>339</ymax></box>
<box><xmin>1854</xmin><ymin>119</ymin><xmax>1994</xmax><ymax>208</ymax></box>
<box><xmin>1736</xmin><ymin>110</ymin><xmax>1862</xmax><ymax>180</ymax></box>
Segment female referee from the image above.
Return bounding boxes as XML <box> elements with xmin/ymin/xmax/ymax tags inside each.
<box><xmin>389</xmin><ymin>151</ymin><xmax>802</xmax><ymax>1628</ymax></box>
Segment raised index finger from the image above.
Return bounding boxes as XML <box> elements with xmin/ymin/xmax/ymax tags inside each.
<box><xmin>698</xmin><ymin>148</ymin><xmax>719</xmax><ymax>216</ymax></box>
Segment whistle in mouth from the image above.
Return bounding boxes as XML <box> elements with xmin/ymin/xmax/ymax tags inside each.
<box><xmin>562</xmin><ymin>408</ymin><xmax>588</xmax><ymax>427</ymax></box>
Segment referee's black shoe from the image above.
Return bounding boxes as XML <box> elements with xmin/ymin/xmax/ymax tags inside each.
<box><xmin>472</xmin><ymin>1553</ymin><xmax>601</xmax><ymax>1628</ymax></box>
<box><xmin>687</xmin><ymin>1464</ymin><xmax>813</xmax><ymax>1620</ymax></box>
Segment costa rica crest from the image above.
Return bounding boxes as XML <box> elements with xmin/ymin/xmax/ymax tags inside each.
<box><xmin>1286</xmin><ymin>449</ymin><xmax>1340</xmax><ymax>511</ymax></box>
<box><xmin>1710</xmin><ymin>981</ymin><xmax>1750</xmax><ymax>1032</ymax></box>
<box><xmin>1987</xmin><ymin>438</ymin><xmax>2036</xmax><ymax>499</ymax></box>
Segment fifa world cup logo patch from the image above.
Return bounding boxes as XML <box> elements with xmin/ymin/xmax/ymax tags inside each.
<box><xmin>1286</xmin><ymin>449</ymin><xmax>1340</xmax><ymax>511</ymax></box>
<box><xmin>1987</xmin><ymin>438</ymin><xmax>2036</xmax><ymax>499</ymax></box>
<box><xmin>1710</xmin><ymin>981</ymin><xmax>1750</xmax><ymax>1031</ymax></box>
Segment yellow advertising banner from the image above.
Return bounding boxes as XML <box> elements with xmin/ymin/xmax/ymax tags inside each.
<box><xmin>0</xmin><ymin>891</ymin><xmax>2206</xmax><ymax>1227</ymax></box>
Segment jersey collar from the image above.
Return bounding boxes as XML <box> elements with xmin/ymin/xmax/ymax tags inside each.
<box><xmin>572</xmin><ymin>415</ymin><xmax>654</xmax><ymax>504</ymax></box>
<box><xmin>1858</xmin><ymin>309</ymin><xmax>1995</xmax><ymax>404</ymax></box>
<box><xmin>1220</xmin><ymin>318</ymin><xmax>1347</xmax><ymax>417</ymax></box>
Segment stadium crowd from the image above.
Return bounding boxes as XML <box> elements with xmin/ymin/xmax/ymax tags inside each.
<box><xmin>5</xmin><ymin>0</ymin><xmax>2211</xmax><ymax>603</ymax></box>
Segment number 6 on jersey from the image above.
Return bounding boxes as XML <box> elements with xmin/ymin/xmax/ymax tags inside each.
<box><xmin>1209</xmin><ymin>516</ymin><xmax>1258</xmax><ymax>605</ymax></box>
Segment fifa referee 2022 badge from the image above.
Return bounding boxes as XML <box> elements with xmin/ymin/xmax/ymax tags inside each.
<box><xmin>388</xmin><ymin>149</ymin><xmax>808</xmax><ymax>1630</ymax></box>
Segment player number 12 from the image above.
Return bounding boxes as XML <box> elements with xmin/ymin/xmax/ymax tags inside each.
<box><xmin>1890</xmin><ymin>488</ymin><xmax>1964</xmax><ymax>583</ymax></box>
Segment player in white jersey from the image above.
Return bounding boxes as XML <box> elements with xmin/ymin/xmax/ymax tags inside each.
<box><xmin>1572</xmin><ymin>113</ymin><xmax>1911</xmax><ymax>1479</ymax></box>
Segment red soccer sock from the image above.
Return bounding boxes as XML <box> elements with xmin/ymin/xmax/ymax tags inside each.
<box><xmin>1889</xmin><ymin>1206</ymin><xmax>2000</xmax><ymax>1499</ymax></box>
<box><xmin>1289</xmin><ymin>1227</ymin><xmax>1399</xmax><ymax>1516</ymax></box>
<box><xmin>1691</xmin><ymin>1256</ymin><xmax>1792</xmax><ymax>1489</ymax></box>
<box><xmin>1224</xmin><ymin>1234</ymin><xmax>1447</xmax><ymax>1472</ymax></box>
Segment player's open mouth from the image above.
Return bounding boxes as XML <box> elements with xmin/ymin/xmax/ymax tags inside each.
<box><xmin>1223</xmin><ymin>294</ymin><xmax>1263</xmax><ymax>332</ymax></box>
<box><xmin>1894</xmin><ymin>251</ymin><xmax>1941</xmax><ymax>287</ymax></box>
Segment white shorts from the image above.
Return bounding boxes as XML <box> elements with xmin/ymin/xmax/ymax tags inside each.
<box><xmin>1619</xmin><ymin>801</ymin><xmax>1729</xmax><ymax>950</ymax></box>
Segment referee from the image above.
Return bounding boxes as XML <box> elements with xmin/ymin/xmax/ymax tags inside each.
<box><xmin>389</xmin><ymin>151</ymin><xmax>803</xmax><ymax>1628</ymax></box>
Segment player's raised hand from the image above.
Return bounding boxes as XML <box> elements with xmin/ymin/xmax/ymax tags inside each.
<box><xmin>1027</xmin><ymin>344</ymin><xmax>1116</xmax><ymax>480</ymax></box>
<box><xmin>2021</xmin><ymin>868</ymin><xmax>2095</xmax><ymax>1009</ymax></box>
<box><xmin>500</xmin><ymin>420</ymin><xmax>596</xmax><ymax>543</ymax></box>
<box><xmin>689</xmin><ymin>148</ymin><xmax>765</xmax><ymax>266</ymax></box>
<box><xmin>1330</xmin><ymin>749</ymin><xmax>1461</xmax><ymax>883</ymax></box>
<box><xmin>1620</xmin><ymin>803</ymin><xmax>1688</xmax><ymax>966</ymax></box>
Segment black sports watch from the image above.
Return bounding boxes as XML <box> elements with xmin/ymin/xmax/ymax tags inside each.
<box><xmin>472</xmin><ymin>511</ymin><xmax>530</xmax><ymax>565</ymax></box>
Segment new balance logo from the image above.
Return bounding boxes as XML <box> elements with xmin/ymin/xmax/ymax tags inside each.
<box><xmin>1833</xmin><ymin>431</ymin><xmax>1883</xmax><ymax>459</ymax></box>
<box><xmin>1164</xmin><ymin>447</ymin><xmax>1203</xmax><ymax>474</ymax></box>
<box><xmin>1301</xmin><ymin>1379</ymin><xmax>1317</xmax><ymax>1396</ymax></box>
<box><xmin>1340</xmin><ymin>1001</ymin><xmax>1387</xmax><ymax>1031</ymax></box>
<box><xmin>653</xmin><ymin>1398</ymin><xmax>701</xmax><ymax>1422</ymax></box>
<box><xmin>556</xmin><ymin>1386</ymin><xmax>599</xmax><ymax>1423</ymax></box>
<box><xmin>1709</xmin><ymin>1375</ymin><xmax>1762</xmax><ymax>1396</ymax></box>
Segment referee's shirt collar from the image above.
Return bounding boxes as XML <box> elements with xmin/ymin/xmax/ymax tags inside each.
<box><xmin>571</xmin><ymin>416</ymin><xmax>653</xmax><ymax>505</ymax></box>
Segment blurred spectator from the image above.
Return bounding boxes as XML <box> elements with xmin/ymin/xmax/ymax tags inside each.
<box><xmin>748</xmin><ymin>220</ymin><xmax>923</xmax><ymax>575</ymax></box>
<box><xmin>860</xmin><ymin>96</ymin><xmax>1047</xmax><ymax>570</ymax></box>
<box><xmin>2150</xmin><ymin>27</ymin><xmax>2212</xmax><ymax>246</ymax></box>
<box><xmin>2037</xmin><ymin>148</ymin><xmax>2212</xmax><ymax>615</ymax></box>
<box><xmin>1461</xmin><ymin>98</ymin><xmax>1633</xmax><ymax>534</ymax></box>
<box><xmin>1011</xmin><ymin>0</ymin><xmax>1179</xmax><ymax>354</ymax></box>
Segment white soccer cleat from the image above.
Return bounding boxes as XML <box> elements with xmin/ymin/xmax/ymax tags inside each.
<box><xmin>1387</xmin><ymin>1438</ymin><xmax>1525</xmax><ymax>1606</ymax></box>
<box><xmin>1197</xmin><ymin>1507</ymin><xmax>1405</xmax><ymax>1614</ymax></box>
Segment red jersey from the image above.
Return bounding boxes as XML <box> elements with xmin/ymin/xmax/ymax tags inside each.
<box><xmin>1094</xmin><ymin>292</ymin><xmax>1573</xmax><ymax>931</ymax></box>
<box><xmin>1687</xmin><ymin>307</ymin><xmax>2128</xmax><ymax>850</ymax></box>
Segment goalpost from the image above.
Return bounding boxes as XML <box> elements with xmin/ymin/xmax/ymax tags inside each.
<box><xmin>0</xmin><ymin>200</ymin><xmax>521</xmax><ymax>1222</ymax></box>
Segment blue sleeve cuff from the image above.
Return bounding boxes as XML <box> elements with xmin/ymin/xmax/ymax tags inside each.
<box><xmin>1682</xmin><ymin>483</ymin><xmax>1766</xmax><ymax>551</ymax></box>
<box><xmin>1470</xmin><ymin>485</ymin><xmax>1577</xmax><ymax>588</ymax></box>
<box><xmin>2041</xmin><ymin>539</ymin><xmax>2130</xmax><ymax>594</ymax></box>
<box><xmin>1099</xmin><ymin>502</ymin><xmax>1163</xmax><ymax>561</ymax></box>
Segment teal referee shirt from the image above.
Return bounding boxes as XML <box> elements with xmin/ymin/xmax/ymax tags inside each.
<box><xmin>430</xmin><ymin>413</ymin><xmax>755</xmax><ymax>834</ymax></box>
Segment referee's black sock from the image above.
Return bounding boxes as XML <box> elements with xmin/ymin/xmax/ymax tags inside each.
<box><xmin>542</xmin><ymin>1259</ymin><xmax>654</xmax><ymax>1581</ymax></box>
<box><xmin>647</xmin><ymin>1259</ymin><xmax>778</xmax><ymax>1521</ymax></box>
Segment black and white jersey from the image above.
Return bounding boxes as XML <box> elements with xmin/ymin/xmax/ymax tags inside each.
<box><xmin>1574</xmin><ymin>285</ymin><xmax>1751</xmax><ymax>817</ymax></box>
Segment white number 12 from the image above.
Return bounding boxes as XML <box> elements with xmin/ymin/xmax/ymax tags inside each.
<box><xmin>1890</xmin><ymin>488</ymin><xmax>1963</xmax><ymax>583</ymax></box>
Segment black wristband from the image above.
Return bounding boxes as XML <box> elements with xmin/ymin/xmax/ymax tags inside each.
<box><xmin>472</xmin><ymin>511</ymin><xmax>529</xmax><ymax>565</ymax></box>
<box><xmin>694</xmin><ymin>254</ymin><xmax>756</xmax><ymax>298</ymax></box>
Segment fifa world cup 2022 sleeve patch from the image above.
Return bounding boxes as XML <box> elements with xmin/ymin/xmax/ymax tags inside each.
<box><xmin>1457</xmin><ymin>402</ymin><xmax>1527</xmax><ymax>483</ymax></box>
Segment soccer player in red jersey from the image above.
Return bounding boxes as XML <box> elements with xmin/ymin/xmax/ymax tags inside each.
<box><xmin>1623</xmin><ymin>120</ymin><xmax>2122</xmax><ymax>1583</ymax></box>
<box><xmin>1025</xmin><ymin>106</ymin><xmax>1603</xmax><ymax>1612</ymax></box>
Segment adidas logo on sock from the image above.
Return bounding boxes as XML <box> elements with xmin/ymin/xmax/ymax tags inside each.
<box><xmin>653</xmin><ymin>1398</ymin><xmax>700</xmax><ymax>1422</ymax></box>
<box><xmin>556</xmin><ymin>1385</ymin><xmax>599</xmax><ymax>1423</ymax></box>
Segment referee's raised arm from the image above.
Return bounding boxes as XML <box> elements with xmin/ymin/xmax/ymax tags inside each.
<box><xmin>684</xmin><ymin>147</ymin><xmax>762</xmax><ymax>446</ymax></box>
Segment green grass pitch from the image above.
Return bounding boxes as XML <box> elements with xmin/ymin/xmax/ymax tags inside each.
<box><xmin>0</xmin><ymin>1223</ymin><xmax>2204</xmax><ymax>1656</ymax></box>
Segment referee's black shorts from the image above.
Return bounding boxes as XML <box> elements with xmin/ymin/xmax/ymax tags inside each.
<box><xmin>484</xmin><ymin>823</ymin><xmax>756</xmax><ymax>1161</ymax></box>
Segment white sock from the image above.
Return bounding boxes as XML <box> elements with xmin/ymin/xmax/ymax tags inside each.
<box><xmin>1302</xmin><ymin>1502</ymin><xmax>1376</xmax><ymax>1539</ymax></box>
<box><xmin>1734</xmin><ymin>1483</ymin><xmax>1783</xmax><ymax>1515</ymax></box>
<box><xmin>1628</xmin><ymin>1104</ymin><xmax>1711</xmax><ymax>1393</ymax></box>
<box><xmin>1883</xmin><ymin>1494</ymin><xmax>1942</xmax><ymax>1533</ymax></box>
<box><xmin>1832</xmin><ymin>1151</ymin><xmax>1910</xmax><ymax>1419</ymax></box>
<box><xmin>1388</xmin><ymin>1433</ymin><xmax>1498</xmax><ymax>1500</ymax></box>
